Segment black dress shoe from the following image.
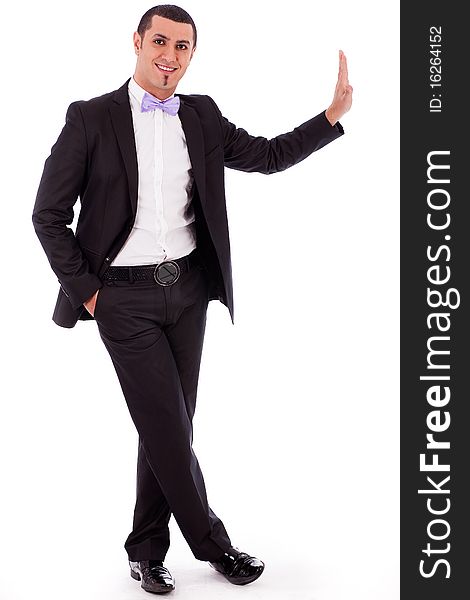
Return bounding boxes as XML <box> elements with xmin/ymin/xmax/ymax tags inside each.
<box><xmin>129</xmin><ymin>560</ymin><xmax>175</xmax><ymax>594</ymax></box>
<box><xmin>208</xmin><ymin>547</ymin><xmax>265</xmax><ymax>585</ymax></box>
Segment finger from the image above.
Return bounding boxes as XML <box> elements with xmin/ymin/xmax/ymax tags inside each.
<box><xmin>336</xmin><ymin>51</ymin><xmax>347</xmax><ymax>93</ymax></box>
<box><xmin>340</xmin><ymin>51</ymin><xmax>349</xmax><ymax>85</ymax></box>
<box><xmin>337</xmin><ymin>49</ymin><xmax>343</xmax><ymax>81</ymax></box>
<box><xmin>334</xmin><ymin>51</ymin><xmax>343</xmax><ymax>94</ymax></box>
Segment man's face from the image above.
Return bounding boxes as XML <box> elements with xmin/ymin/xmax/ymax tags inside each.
<box><xmin>133</xmin><ymin>15</ymin><xmax>195</xmax><ymax>99</ymax></box>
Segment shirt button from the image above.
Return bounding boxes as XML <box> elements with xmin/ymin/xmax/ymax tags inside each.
<box><xmin>105</xmin><ymin>257</ymin><xmax>110</xmax><ymax>262</ymax></box>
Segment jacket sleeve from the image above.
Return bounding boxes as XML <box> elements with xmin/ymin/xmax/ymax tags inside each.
<box><xmin>206</xmin><ymin>96</ymin><xmax>344</xmax><ymax>174</ymax></box>
<box><xmin>32</xmin><ymin>102</ymin><xmax>102</xmax><ymax>310</ymax></box>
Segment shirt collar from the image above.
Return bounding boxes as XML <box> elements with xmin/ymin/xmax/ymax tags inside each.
<box><xmin>128</xmin><ymin>76</ymin><xmax>175</xmax><ymax>107</ymax></box>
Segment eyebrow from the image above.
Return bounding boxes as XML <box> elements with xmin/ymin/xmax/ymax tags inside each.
<box><xmin>151</xmin><ymin>33</ymin><xmax>191</xmax><ymax>44</ymax></box>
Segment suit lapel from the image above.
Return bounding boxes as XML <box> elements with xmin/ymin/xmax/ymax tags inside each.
<box><xmin>109</xmin><ymin>80</ymin><xmax>139</xmax><ymax>217</ymax></box>
<box><xmin>177</xmin><ymin>96</ymin><xmax>207</xmax><ymax>210</ymax></box>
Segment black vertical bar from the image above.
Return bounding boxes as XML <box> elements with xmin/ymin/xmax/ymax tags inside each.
<box><xmin>401</xmin><ymin>2</ymin><xmax>469</xmax><ymax>599</ymax></box>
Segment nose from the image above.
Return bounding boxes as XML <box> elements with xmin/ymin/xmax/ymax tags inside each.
<box><xmin>160</xmin><ymin>47</ymin><xmax>177</xmax><ymax>63</ymax></box>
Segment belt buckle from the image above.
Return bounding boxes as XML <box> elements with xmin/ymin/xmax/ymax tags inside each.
<box><xmin>154</xmin><ymin>260</ymin><xmax>180</xmax><ymax>286</ymax></box>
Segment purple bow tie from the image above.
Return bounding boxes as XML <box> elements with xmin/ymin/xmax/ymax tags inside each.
<box><xmin>141</xmin><ymin>93</ymin><xmax>180</xmax><ymax>116</ymax></box>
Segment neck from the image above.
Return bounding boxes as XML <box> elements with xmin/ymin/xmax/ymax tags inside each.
<box><xmin>133</xmin><ymin>74</ymin><xmax>176</xmax><ymax>101</ymax></box>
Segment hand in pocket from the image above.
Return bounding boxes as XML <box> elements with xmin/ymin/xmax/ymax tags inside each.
<box><xmin>83</xmin><ymin>288</ymin><xmax>100</xmax><ymax>317</ymax></box>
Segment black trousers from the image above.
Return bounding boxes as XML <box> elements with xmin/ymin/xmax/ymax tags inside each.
<box><xmin>94</xmin><ymin>252</ymin><xmax>232</xmax><ymax>562</ymax></box>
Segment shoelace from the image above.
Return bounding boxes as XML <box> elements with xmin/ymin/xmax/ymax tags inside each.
<box><xmin>144</xmin><ymin>564</ymin><xmax>172</xmax><ymax>582</ymax></box>
<box><xmin>228</xmin><ymin>553</ymin><xmax>253</xmax><ymax>576</ymax></box>
<box><xmin>150</xmin><ymin>565</ymin><xmax>168</xmax><ymax>573</ymax></box>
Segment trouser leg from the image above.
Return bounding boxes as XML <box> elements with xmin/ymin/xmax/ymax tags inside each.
<box><xmin>163</xmin><ymin>282</ymin><xmax>232</xmax><ymax>551</ymax></box>
<box><xmin>123</xmin><ymin>436</ymin><xmax>171</xmax><ymax>561</ymax></box>
<box><xmin>95</xmin><ymin>262</ymin><xmax>231</xmax><ymax>561</ymax></box>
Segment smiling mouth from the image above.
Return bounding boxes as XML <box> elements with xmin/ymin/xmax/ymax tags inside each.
<box><xmin>155</xmin><ymin>63</ymin><xmax>178</xmax><ymax>73</ymax></box>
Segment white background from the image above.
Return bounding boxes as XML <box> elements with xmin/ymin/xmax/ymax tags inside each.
<box><xmin>0</xmin><ymin>1</ymin><xmax>399</xmax><ymax>599</ymax></box>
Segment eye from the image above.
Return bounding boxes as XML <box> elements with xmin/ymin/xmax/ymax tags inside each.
<box><xmin>154</xmin><ymin>39</ymin><xmax>164</xmax><ymax>45</ymax></box>
<box><xmin>176</xmin><ymin>44</ymin><xmax>188</xmax><ymax>50</ymax></box>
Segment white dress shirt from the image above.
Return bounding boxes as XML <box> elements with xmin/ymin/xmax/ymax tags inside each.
<box><xmin>111</xmin><ymin>77</ymin><xmax>197</xmax><ymax>266</ymax></box>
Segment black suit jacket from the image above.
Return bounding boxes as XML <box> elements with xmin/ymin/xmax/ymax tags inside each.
<box><xmin>32</xmin><ymin>78</ymin><xmax>344</xmax><ymax>328</ymax></box>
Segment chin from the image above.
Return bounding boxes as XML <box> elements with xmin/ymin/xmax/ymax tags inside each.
<box><xmin>149</xmin><ymin>80</ymin><xmax>165</xmax><ymax>90</ymax></box>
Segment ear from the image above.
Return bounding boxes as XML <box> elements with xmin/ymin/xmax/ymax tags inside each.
<box><xmin>189</xmin><ymin>46</ymin><xmax>196</xmax><ymax>61</ymax></box>
<box><xmin>133</xmin><ymin>31</ymin><xmax>142</xmax><ymax>56</ymax></box>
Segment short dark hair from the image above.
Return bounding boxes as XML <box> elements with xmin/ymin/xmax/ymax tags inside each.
<box><xmin>137</xmin><ymin>5</ymin><xmax>197</xmax><ymax>47</ymax></box>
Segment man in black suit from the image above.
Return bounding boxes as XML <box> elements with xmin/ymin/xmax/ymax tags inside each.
<box><xmin>32</xmin><ymin>4</ymin><xmax>352</xmax><ymax>594</ymax></box>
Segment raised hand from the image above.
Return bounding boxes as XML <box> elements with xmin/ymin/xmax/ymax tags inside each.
<box><xmin>325</xmin><ymin>50</ymin><xmax>353</xmax><ymax>126</ymax></box>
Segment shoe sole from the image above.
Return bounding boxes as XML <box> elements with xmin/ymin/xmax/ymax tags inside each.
<box><xmin>130</xmin><ymin>568</ymin><xmax>175</xmax><ymax>594</ymax></box>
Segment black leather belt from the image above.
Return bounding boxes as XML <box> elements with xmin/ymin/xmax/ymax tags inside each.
<box><xmin>102</xmin><ymin>249</ymin><xmax>200</xmax><ymax>286</ymax></box>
